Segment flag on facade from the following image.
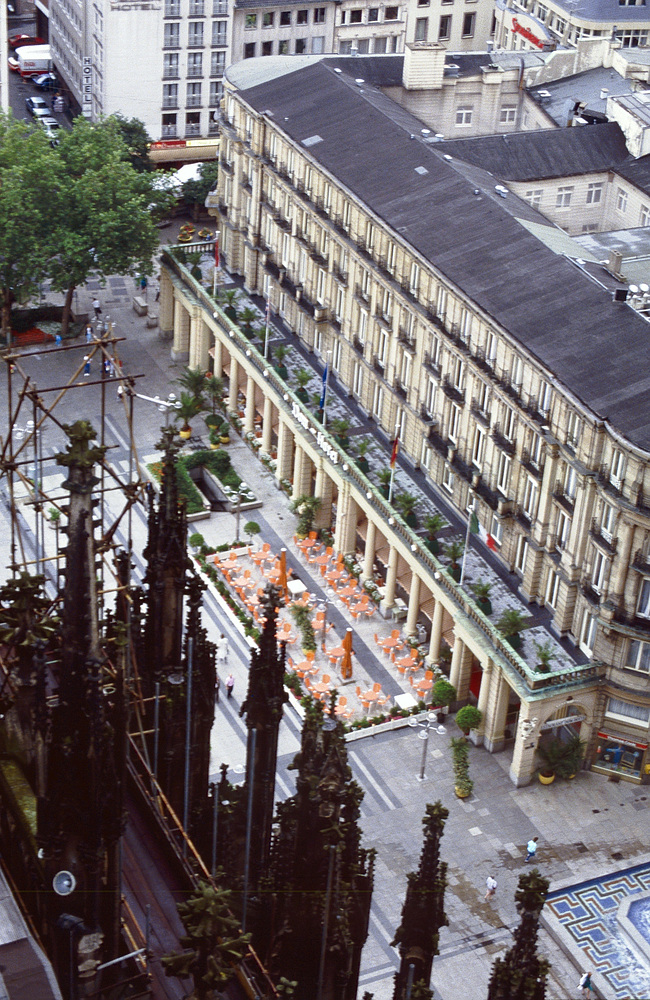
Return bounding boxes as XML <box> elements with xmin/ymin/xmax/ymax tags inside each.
<box><xmin>265</xmin><ymin>299</ymin><xmax>270</xmax><ymax>326</ymax></box>
<box><xmin>319</xmin><ymin>362</ymin><xmax>328</xmax><ymax>409</ymax></box>
<box><xmin>214</xmin><ymin>233</ymin><xmax>220</xmax><ymax>268</ymax></box>
<box><xmin>390</xmin><ymin>434</ymin><xmax>399</xmax><ymax>469</ymax></box>
<box><xmin>470</xmin><ymin>510</ymin><xmax>497</xmax><ymax>550</ymax></box>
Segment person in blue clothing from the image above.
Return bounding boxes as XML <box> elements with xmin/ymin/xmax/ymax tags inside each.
<box><xmin>525</xmin><ymin>837</ymin><xmax>539</xmax><ymax>862</ymax></box>
<box><xmin>579</xmin><ymin>971</ymin><xmax>594</xmax><ymax>996</ymax></box>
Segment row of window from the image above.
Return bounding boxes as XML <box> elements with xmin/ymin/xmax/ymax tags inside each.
<box><xmin>163</xmin><ymin>50</ymin><xmax>226</xmax><ymax>78</ymax></box>
<box><xmin>164</xmin><ymin>0</ymin><xmax>227</xmax><ymax>14</ymax></box>
<box><xmin>525</xmin><ymin>183</ymin><xmax>639</xmax><ymax>215</ymax></box>
<box><xmin>339</xmin><ymin>35</ymin><xmax>400</xmax><ymax>52</ymax></box>
<box><xmin>245</xmin><ymin>7</ymin><xmax>325</xmax><ymax>27</ymax></box>
<box><xmin>163</xmin><ymin>78</ymin><xmax>225</xmax><ymax>106</ymax></box>
<box><xmin>415</xmin><ymin>10</ymin><xmax>475</xmax><ymax>39</ymax></box>
<box><xmin>161</xmin><ymin>99</ymin><xmax>221</xmax><ymax>136</ymax></box>
<box><xmin>164</xmin><ymin>20</ymin><xmax>228</xmax><ymax>46</ymax></box>
<box><xmin>340</xmin><ymin>5</ymin><xmax>399</xmax><ymax>22</ymax></box>
<box><xmin>244</xmin><ymin>36</ymin><xmax>325</xmax><ymax>57</ymax></box>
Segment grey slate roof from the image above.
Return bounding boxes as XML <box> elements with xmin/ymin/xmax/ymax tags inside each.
<box><xmin>615</xmin><ymin>151</ymin><xmax>650</xmax><ymax>193</ymax></box>
<box><xmin>234</xmin><ymin>58</ymin><xmax>650</xmax><ymax>451</ymax></box>
<box><xmin>529</xmin><ymin>66</ymin><xmax>638</xmax><ymax>128</ymax></box>
<box><xmin>436</xmin><ymin>122</ymin><xmax>630</xmax><ymax>181</ymax></box>
<box><xmin>551</xmin><ymin>0</ymin><xmax>650</xmax><ymax>22</ymax></box>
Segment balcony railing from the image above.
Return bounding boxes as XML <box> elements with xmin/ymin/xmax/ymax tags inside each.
<box><xmin>491</xmin><ymin>424</ymin><xmax>515</xmax><ymax>455</ymax></box>
<box><xmin>441</xmin><ymin>375</ymin><xmax>465</xmax><ymax>405</ymax></box>
<box><xmin>352</xmin><ymin>336</ymin><xmax>365</xmax><ymax>355</ymax></box>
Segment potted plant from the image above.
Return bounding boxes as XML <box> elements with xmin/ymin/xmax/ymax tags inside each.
<box><xmin>204</xmin><ymin>374</ymin><xmax>226</xmax><ymax>416</ymax></box>
<box><xmin>218</xmin><ymin>420</ymin><xmax>231</xmax><ymax>445</ymax></box>
<box><xmin>273</xmin><ymin>344</ymin><xmax>290</xmax><ymax>381</ymax></box>
<box><xmin>444</xmin><ymin>539</ymin><xmax>464</xmax><ymax>582</ymax></box>
<box><xmin>175</xmin><ymin>365</ymin><xmax>208</xmax><ymax>402</ymax></box>
<box><xmin>423</xmin><ymin>512</ymin><xmax>446</xmax><ymax>555</ymax></box>
<box><xmin>291</xmin><ymin>494</ymin><xmax>322</xmax><ymax>538</ymax></box>
<box><xmin>378</xmin><ymin>467</ymin><xmax>392</xmax><ymax>499</ymax></box>
<box><xmin>533</xmin><ymin>639</ymin><xmax>557</xmax><ymax>673</ymax></box>
<box><xmin>188</xmin><ymin>531</ymin><xmax>205</xmax><ymax>552</ymax></box>
<box><xmin>393</xmin><ymin>491</ymin><xmax>419</xmax><ymax>528</ymax></box>
<box><xmin>174</xmin><ymin>390</ymin><xmax>204</xmax><ymax>440</ymax></box>
<box><xmin>535</xmin><ymin>736</ymin><xmax>585</xmax><ymax>784</ymax></box>
<box><xmin>496</xmin><ymin>608</ymin><xmax>530</xmax><ymax>651</ymax></box>
<box><xmin>451</xmin><ymin>736</ymin><xmax>473</xmax><ymax>798</ymax></box>
<box><xmin>208</xmin><ymin>426</ymin><xmax>221</xmax><ymax>449</ymax></box>
<box><xmin>219</xmin><ymin>288</ymin><xmax>239</xmax><ymax>321</ymax></box>
<box><xmin>239</xmin><ymin>306</ymin><xmax>258</xmax><ymax>338</ymax></box>
<box><xmin>330</xmin><ymin>416</ymin><xmax>351</xmax><ymax>448</ymax></box>
<box><xmin>355</xmin><ymin>438</ymin><xmax>371</xmax><ymax>474</ymax></box>
<box><xmin>431</xmin><ymin>678</ymin><xmax>456</xmax><ymax>720</ymax></box>
<box><xmin>295</xmin><ymin>368</ymin><xmax>312</xmax><ymax>404</ymax></box>
<box><xmin>471</xmin><ymin>579</ymin><xmax>493</xmax><ymax>616</ymax></box>
<box><xmin>455</xmin><ymin>704</ymin><xmax>482</xmax><ymax>738</ymax></box>
<box><xmin>47</xmin><ymin>506</ymin><xmax>61</xmax><ymax>530</ymax></box>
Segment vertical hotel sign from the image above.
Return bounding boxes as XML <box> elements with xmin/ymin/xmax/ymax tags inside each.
<box><xmin>82</xmin><ymin>56</ymin><xmax>93</xmax><ymax>117</ymax></box>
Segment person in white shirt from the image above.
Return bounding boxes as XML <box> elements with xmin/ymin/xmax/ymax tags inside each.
<box><xmin>485</xmin><ymin>875</ymin><xmax>497</xmax><ymax>900</ymax></box>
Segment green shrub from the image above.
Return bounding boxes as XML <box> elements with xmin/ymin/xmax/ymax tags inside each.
<box><xmin>222</xmin><ymin>468</ymin><xmax>241</xmax><ymax>487</ymax></box>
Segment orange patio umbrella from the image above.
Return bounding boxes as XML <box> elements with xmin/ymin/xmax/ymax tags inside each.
<box><xmin>278</xmin><ymin>547</ymin><xmax>288</xmax><ymax>600</ymax></box>
<box><xmin>341</xmin><ymin>627</ymin><xmax>354</xmax><ymax>680</ymax></box>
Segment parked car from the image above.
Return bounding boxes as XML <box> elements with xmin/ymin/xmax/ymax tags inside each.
<box><xmin>25</xmin><ymin>95</ymin><xmax>50</xmax><ymax>118</ymax></box>
<box><xmin>8</xmin><ymin>34</ymin><xmax>46</xmax><ymax>49</ymax></box>
<box><xmin>32</xmin><ymin>72</ymin><xmax>58</xmax><ymax>91</ymax></box>
<box><xmin>39</xmin><ymin>117</ymin><xmax>60</xmax><ymax>145</ymax></box>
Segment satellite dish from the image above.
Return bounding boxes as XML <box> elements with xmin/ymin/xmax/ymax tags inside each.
<box><xmin>639</xmin><ymin>283</ymin><xmax>649</xmax><ymax>293</ymax></box>
<box><xmin>629</xmin><ymin>284</ymin><xmax>640</xmax><ymax>294</ymax></box>
<box><xmin>53</xmin><ymin>871</ymin><xmax>76</xmax><ymax>896</ymax></box>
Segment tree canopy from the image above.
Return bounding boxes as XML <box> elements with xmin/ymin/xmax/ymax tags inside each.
<box><xmin>0</xmin><ymin>112</ymin><xmax>172</xmax><ymax>341</ymax></box>
<box><xmin>182</xmin><ymin>161</ymin><xmax>220</xmax><ymax>214</ymax></box>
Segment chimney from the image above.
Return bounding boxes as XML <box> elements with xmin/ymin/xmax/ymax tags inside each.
<box><xmin>608</xmin><ymin>249</ymin><xmax>623</xmax><ymax>276</ymax></box>
<box><xmin>402</xmin><ymin>42</ymin><xmax>446</xmax><ymax>91</ymax></box>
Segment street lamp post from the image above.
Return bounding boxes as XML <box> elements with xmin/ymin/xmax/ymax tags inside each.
<box><xmin>408</xmin><ymin>712</ymin><xmax>446</xmax><ymax>782</ymax></box>
<box><xmin>235</xmin><ymin>482</ymin><xmax>248</xmax><ymax>543</ymax></box>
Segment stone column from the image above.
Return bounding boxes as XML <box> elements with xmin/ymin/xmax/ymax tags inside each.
<box><xmin>335</xmin><ymin>485</ymin><xmax>358</xmax><ymax>557</ymax></box>
<box><xmin>213</xmin><ymin>336</ymin><xmax>223</xmax><ymax>378</ymax></box>
<box><xmin>612</xmin><ymin>519</ymin><xmax>634</xmax><ymax>600</ymax></box>
<box><xmin>244</xmin><ymin>373</ymin><xmax>256</xmax><ymax>434</ymax></box>
<box><xmin>509</xmin><ymin>704</ymin><xmax>538</xmax><ymax>787</ymax></box>
<box><xmin>475</xmin><ymin>660</ymin><xmax>494</xmax><ymax>745</ymax></box>
<box><xmin>229</xmin><ymin>356</ymin><xmax>240</xmax><ymax>411</ymax></box>
<box><xmin>449</xmin><ymin>635</ymin><xmax>464</xmax><ymax>692</ymax></box>
<box><xmin>292</xmin><ymin>444</ymin><xmax>312</xmax><ymax>501</ymax></box>
<box><xmin>428</xmin><ymin>598</ymin><xmax>444</xmax><ymax>663</ymax></box>
<box><xmin>189</xmin><ymin>310</ymin><xmax>210</xmax><ymax>372</ymax></box>
<box><xmin>261</xmin><ymin>396</ymin><xmax>273</xmax><ymax>454</ymax></box>
<box><xmin>455</xmin><ymin>642</ymin><xmax>474</xmax><ymax>703</ymax></box>
<box><xmin>275</xmin><ymin>420</ymin><xmax>293</xmax><ymax>483</ymax></box>
<box><xmin>171</xmin><ymin>298</ymin><xmax>189</xmax><ymax>362</ymax></box>
<box><xmin>158</xmin><ymin>270</ymin><xmax>174</xmax><ymax>339</ymax></box>
<box><xmin>405</xmin><ymin>572</ymin><xmax>421</xmax><ymax>638</ymax></box>
<box><xmin>380</xmin><ymin>544</ymin><xmax>398</xmax><ymax>616</ymax></box>
<box><xmin>483</xmin><ymin>668</ymin><xmax>510</xmax><ymax>754</ymax></box>
<box><xmin>362</xmin><ymin>519</ymin><xmax>377</xmax><ymax>582</ymax></box>
<box><xmin>314</xmin><ymin>461</ymin><xmax>334</xmax><ymax>530</ymax></box>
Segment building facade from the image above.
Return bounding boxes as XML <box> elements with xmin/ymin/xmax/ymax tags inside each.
<box><xmin>495</xmin><ymin>0</ymin><xmax>650</xmax><ymax>51</ymax></box>
<box><xmin>164</xmin><ymin>51</ymin><xmax>650</xmax><ymax>785</ymax></box>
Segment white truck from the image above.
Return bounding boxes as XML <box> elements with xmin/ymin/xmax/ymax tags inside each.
<box><xmin>17</xmin><ymin>45</ymin><xmax>52</xmax><ymax>78</ymax></box>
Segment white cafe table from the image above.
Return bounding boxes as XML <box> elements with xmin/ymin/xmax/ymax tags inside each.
<box><xmin>287</xmin><ymin>578</ymin><xmax>307</xmax><ymax>597</ymax></box>
<box><xmin>394</xmin><ymin>692</ymin><xmax>418</xmax><ymax>711</ymax></box>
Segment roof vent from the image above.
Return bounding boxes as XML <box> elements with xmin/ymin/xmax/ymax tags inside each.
<box><xmin>537</xmin><ymin>89</ymin><xmax>552</xmax><ymax>103</ymax></box>
<box><xmin>599</xmin><ymin>88</ymin><xmax>609</xmax><ymax>100</ymax></box>
<box><xmin>355</xmin><ymin>78</ymin><xmax>365</xmax><ymax>85</ymax></box>
<box><xmin>443</xmin><ymin>154</ymin><xmax>452</xmax><ymax>161</ymax></box>
<box><xmin>421</xmin><ymin>128</ymin><xmax>431</xmax><ymax>135</ymax></box>
<box><xmin>333</xmin><ymin>67</ymin><xmax>342</xmax><ymax>73</ymax></box>
<box><xmin>415</xmin><ymin>165</ymin><xmax>429</xmax><ymax>175</ymax></box>
<box><xmin>613</xmin><ymin>287</ymin><xmax>628</xmax><ymax>302</ymax></box>
<box><xmin>495</xmin><ymin>184</ymin><xmax>508</xmax><ymax>198</ymax></box>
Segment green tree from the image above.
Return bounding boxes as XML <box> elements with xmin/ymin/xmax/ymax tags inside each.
<box><xmin>487</xmin><ymin>870</ymin><xmax>550</xmax><ymax>1000</ymax></box>
<box><xmin>112</xmin><ymin>113</ymin><xmax>154</xmax><ymax>172</ymax></box>
<box><xmin>48</xmin><ymin>116</ymin><xmax>165</xmax><ymax>336</ymax></box>
<box><xmin>182</xmin><ymin>161</ymin><xmax>220</xmax><ymax>218</ymax></box>
<box><xmin>0</xmin><ymin>115</ymin><xmax>58</xmax><ymax>341</ymax></box>
<box><xmin>162</xmin><ymin>881</ymin><xmax>251</xmax><ymax>998</ymax></box>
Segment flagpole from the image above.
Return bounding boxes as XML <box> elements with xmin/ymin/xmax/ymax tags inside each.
<box><xmin>388</xmin><ymin>420</ymin><xmax>400</xmax><ymax>504</ymax></box>
<box><xmin>263</xmin><ymin>298</ymin><xmax>271</xmax><ymax>360</ymax></box>
<box><xmin>459</xmin><ymin>491</ymin><xmax>475</xmax><ymax>587</ymax></box>
<box><xmin>321</xmin><ymin>350</ymin><xmax>332</xmax><ymax>429</ymax></box>
<box><xmin>213</xmin><ymin>233</ymin><xmax>220</xmax><ymax>299</ymax></box>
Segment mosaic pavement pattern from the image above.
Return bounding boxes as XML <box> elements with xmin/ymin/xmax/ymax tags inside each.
<box><xmin>546</xmin><ymin>863</ymin><xmax>650</xmax><ymax>999</ymax></box>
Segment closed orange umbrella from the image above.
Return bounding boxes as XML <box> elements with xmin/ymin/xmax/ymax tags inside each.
<box><xmin>278</xmin><ymin>547</ymin><xmax>288</xmax><ymax>600</ymax></box>
<box><xmin>341</xmin><ymin>627</ymin><xmax>353</xmax><ymax>680</ymax></box>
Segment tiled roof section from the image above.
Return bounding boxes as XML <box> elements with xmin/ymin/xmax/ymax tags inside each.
<box><xmin>438</xmin><ymin>122</ymin><xmax>631</xmax><ymax>181</ymax></box>
<box><xmin>237</xmin><ymin>60</ymin><xmax>650</xmax><ymax>451</ymax></box>
<box><xmin>615</xmin><ymin>151</ymin><xmax>650</xmax><ymax>193</ymax></box>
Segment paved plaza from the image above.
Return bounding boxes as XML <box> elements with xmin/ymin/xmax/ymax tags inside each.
<box><xmin>3</xmin><ymin>229</ymin><xmax>649</xmax><ymax>1000</ymax></box>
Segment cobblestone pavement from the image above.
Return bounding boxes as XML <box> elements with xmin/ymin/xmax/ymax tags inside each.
<box><xmin>3</xmin><ymin>231</ymin><xmax>648</xmax><ymax>1000</ymax></box>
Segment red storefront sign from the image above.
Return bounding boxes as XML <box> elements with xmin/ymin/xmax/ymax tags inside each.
<box><xmin>512</xmin><ymin>17</ymin><xmax>545</xmax><ymax>49</ymax></box>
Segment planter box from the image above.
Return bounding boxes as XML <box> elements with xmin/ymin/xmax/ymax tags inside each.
<box><xmin>345</xmin><ymin>712</ymin><xmax>426</xmax><ymax>742</ymax></box>
<box><xmin>133</xmin><ymin>296</ymin><xmax>148</xmax><ymax>316</ymax></box>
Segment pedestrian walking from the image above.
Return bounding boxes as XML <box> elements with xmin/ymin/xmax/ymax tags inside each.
<box><xmin>215</xmin><ymin>671</ymin><xmax>220</xmax><ymax>704</ymax></box>
<box><xmin>83</xmin><ymin>355</ymin><xmax>91</xmax><ymax>377</ymax></box>
<box><xmin>103</xmin><ymin>357</ymin><xmax>112</xmax><ymax>376</ymax></box>
<box><xmin>85</xmin><ymin>323</ymin><xmax>93</xmax><ymax>343</ymax></box>
<box><xmin>117</xmin><ymin>384</ymin><xmax>124</xmax><ymax>400</ymax></box>
<box><xmin>216</xmin><ymin>633</ymin><xmax>229</xmax><ymax>666</ymax></box>
<box><xmin>578</xmin><ymin>971</ymin><xmax>594</xmax><ymax>996</ymax></box>
<box><xmin>55</xmin><ymin>332</ymin><xmax>62</xmax><ymax>347</ymax></box>
<box><xmin>525</xmin><ymin>836</ymin><xmax>539</xmax><ymax>862</ymax></box>
<box><xmin>225</xmin><ymin>673</ymin><xmax>234</xmax><ymax>699</ymax></box>
<box><xmin>92</xmin><ymin>298</ymin><xmax>101</xmax><ymax>320</ymax></box>
<box><xmin>485</xmin><ymin>875</ymin><xmax>497</xmax><ymax>901</ymax></box>
<box><xmin>140</xmin><ymin>275</ymin><xmax>148</xmax><ymax>299</ymax></box>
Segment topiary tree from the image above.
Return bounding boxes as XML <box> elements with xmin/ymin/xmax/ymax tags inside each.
<box><xmin>455</xmin><ymin>705</ymin><xmax>482</xmax><ymax>737</ymax></box>
<box><xmin>243</xmin><ymin>520</ymin><xmax>261</xmax><ymax>544</ymax></box>
<box><xmin>431</xmin><ymin>679</ymin><xmax>456</xmax><ymax>713</ymax></box>
<box><xmin>162</xmin><ymin>881</ymin><xmax>251</xmax><ymax>999</ymax></box>
<box><xmin>487</xmin><ymin>869</ymin><xmax>550</xmax><ymax>1000</ymax></box>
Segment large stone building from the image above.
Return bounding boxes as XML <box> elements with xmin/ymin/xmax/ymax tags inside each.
<box><xmin>495</xmin><ymin>0</ymin><xmax>650</xmax><ymax>51</ymax></box>
<box><xmin>159</xmin><ymin>50</ymin><xmax>650</xmax><ymax>786</ymax></box>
